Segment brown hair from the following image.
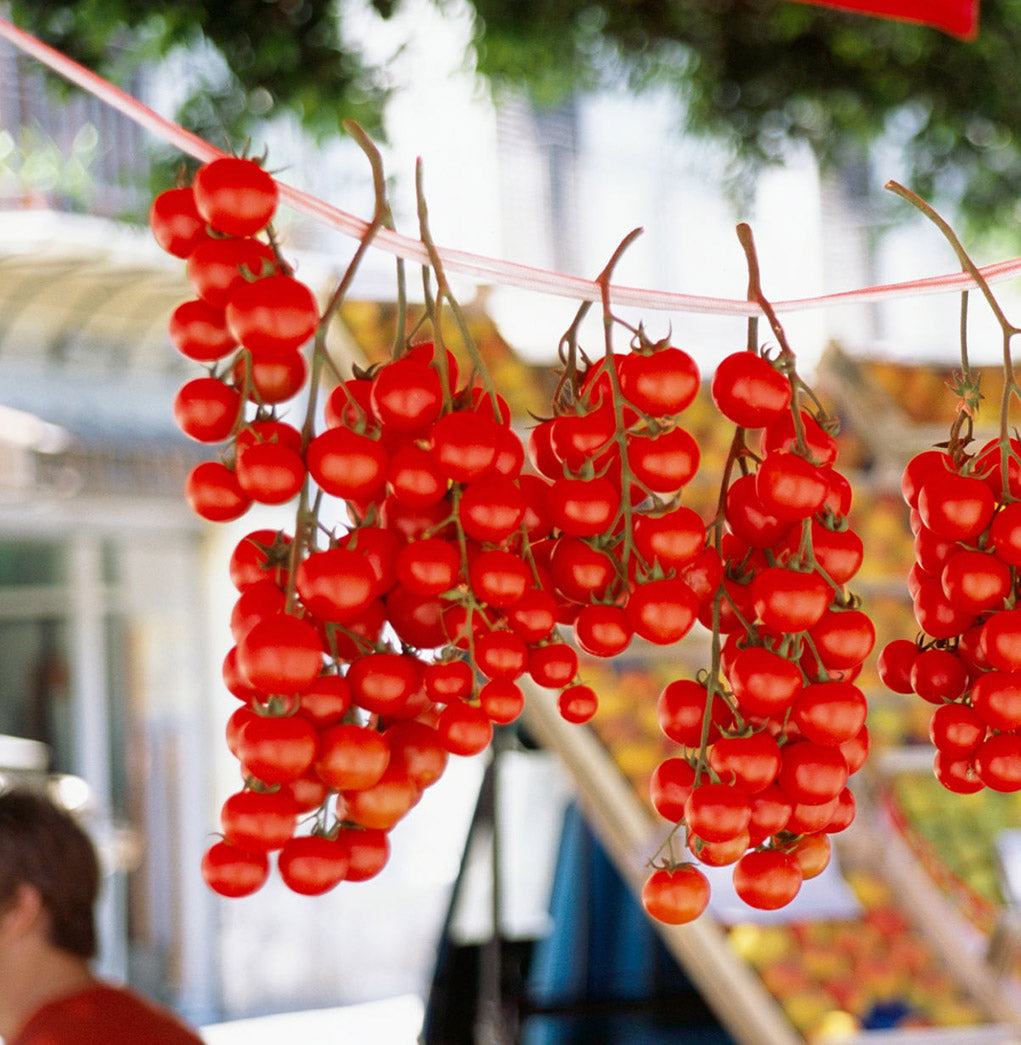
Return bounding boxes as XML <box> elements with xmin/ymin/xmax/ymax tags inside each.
<box><xmin>0</xmin><ymin>788</ymin><xmax>100</xmax><ymax>959</ymax></box>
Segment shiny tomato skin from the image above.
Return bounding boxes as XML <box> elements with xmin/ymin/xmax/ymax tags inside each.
<box><xmin>641</xmin><ymin>865</ymin><xmax>710</xmax><ymax>924</ymax></box>
<box><xmin>226</xmin><ymin>274</ymin><xmax>319</xmax><ymax>356</ymax></box>
<box><xmin>733</xmin><ymin>849</ymin><xmax>803</xmax><ymax>911</ymax></box>
<box><xmin>150</xmin><ymin>186</ymin><xmax>211</xmax><ymax>257</ymax></box>
<box><xmin>193</xmin><ymin>156</ymin><xmax>278</xmax><ymax>236</ymax></box>
<box><xmin>186</xmin><ymin>237</ymin><xmax>276</xmax><ymax>309</ymax></box>
<box><xmin>711</xmin><ymin>351</ymin><xmax>791</xmax><ymax>428</ymax></box>
<box><xmin>619</xmin><ymin>346</ymin><xmax>700</xmax><ymax>416</ymax></box>
<box><xmin>169</xmin><ymin>298</ymin><xmax>237</xmax><ymax>362</ymax></box>
<box><xmin>201</xmin><ymin>841</ymin><xmax>269</xmax><ymax>898</ymax></box>
<box><xmin>277</xmin><ymin>834</ymin><xmax>349</xmax><ymax>895</ymax></box>
<box><xmin>306</xmin><ymin>427</ymin><xmax>388</xmax><ymax>502</ymax></box>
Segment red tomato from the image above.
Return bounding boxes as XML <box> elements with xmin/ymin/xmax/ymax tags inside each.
<box><xmin>347</xmin><ymin>653</ymin><xmax>422</xmax><ymax>716</ymax></box>
<box><xmin>807</xmin><ymin>608</ymin><xmax>875</xmax><ymax>670</ymax></box>
<box><xmin>236</xmin><ymin>614</ymin><xmax>324</xmax><ymax>694</ymax></box>
<box><xmin>626</xmin><ymin>427</ymin><xmax>700</xmax><ymax>493</ymax></box>
<box><xmin>306</xmin><ymin>427</ymin><xmax>389</xmax><ymax>502</ymax></box>
<box><xmin>974</xmin><ymin>732</ymin><xmax>1021</xmax><ymax>792</ymax></box>
<box><xmin>429</xmin><ymin>411</ymin><xmax>502</xmax><ymax>481</ymax></box>
<box><xmin>296</xmin><ymin>547</ymin><xmax>378</xmax><ymax>622</ymax></box>
<box><xmin>933</xmin><ymin>751</ymin><xmax>984</xmax><ymax>794</ymax></box>
<box><xmin>186</xmin><ymin>237</ymin><xmax>276</xmax><ymax>308</ymax></box>
<box><xmin>789</xmin><ymin>834</ymin><xmax>831</xmax><ymax>880</ymax></box>
<box><xmin>981</xmin><ymin>609</ymin><xmax>1021</xmax><ymax>671</ymax></box>
<box><xmin>929</xmin><ymin>702</ymin><xmax>985</xmax><ymax>759</ymax></box>
<box><xmin>315</xmin><ymin>723</ymin><xmax>390</xmax><ymax>790</ymax></box>
<box><xmin>395</xmin><ymin>538</ymin><xmax>461</xmax><ymax>597</ymax></box>
<box><xmin>479</xmin><ymin>678</ymin><xmax>525</xmax><ymax>724</ymax></box>
<box><xmin>550</xmin><ymin>401</ymin><xmax>616</xmax><ymax>471</ymax></box>
<box><xmin>458</xmin><ymin>476</ymin><xmax>526</xmax><ymax>542</ymax></box>
<box><xmin>277</xmin><ymin>834</ymin><xmax>349</xmax><ymax>895</ymax></box>
<box><xmin>370</xmin><ymin>357</ymin><xmax>444</xmax><ymax>434</ymax></box>
<box><xmin>384</xmin><ymin>720</ymin><xmax>449</xmax><ymax>789</ymax></box>
<box><xmin>913</xmin><ymin>576</ymin><xmax>976</xmax><ymax>640</ymax></box>
<box><xmin>193</xmin><ymin>156</ymin><xmax>278</xmax><ymax>236</ymax></box>
<box><xmin>174</xmin><ymin>377</ymin><xmax>241</xmax><ymax>443</ymax></box>
<box><xmin>625</xmin><ymin>578</ymin><xmax>698</xmax><ymax>644</ymax></box>
<box><xmin>684</xmin><ymin>782</ymin><xmax>752</xmax><ymax>843</ymax></box>
<box><xmin>474</xmin><ymin>630</ymin><xmax>528</xmax><ymax>680</ymax></box>
<box><xmin>342</xmin><ymin>764</ymin><xmax>421</xmax><ymax>831</ymax></box>
<box><xmin>711</xmin><ymin>351</ymin><xmax>791</xmax><ymax>428</ymax></box>
<box><xmin>650</xmin><ymin>757</ymin><xmax>697</xmax><ymax>821</ymax></box>
<box><xmin>336</xmin><ymin>827</ymin><xmax>391</xmax><ymax>881</ymax></box>
<box><xmin>759</xmin><ymin>410</ymin><xmax>837</xmax><ymax>467</ymax></box>
<box><xmin>641</xmin><ymin>865</ymin><xmax>710</xmax><ymax>924</ymax></box>
<box><xmin>754</xmin><ymin>451</ymin><xmax>828</xmax><ymax>521</ymax></box>
<box><xmin>527</xmin><ymin>419</ymin><xmax>562</xmax><ymax>479</ymax></box>
<box><xmin>619</xmin><ymin>345</ymin><xmax>700</xmax><ymax>416</ymax></box>
<box><xmin>436</xmin><ymin>701</ymin><xmax>493</xmax><ymax>755</ymax></box>
<box><xmin>557</xmin><ymin>684</ymin><xmax>599</xmax><ymax>724</ymax></box>
<box><xmin>708</xmin><ymin>732</ymin><xmax>781</xmax><ymax>794</ymax></box>
<box><xmin>469</xmin><ymin>549</ymin><xmax>531</xmax><ymax>607</ymax></box>
<box><xmin>747</xmin><ymin>786</ymin><xmax>792</xmax><ymax>845</ymax></box>
<box><xmin>169</xmin><ymin>298</ymin><xmax>237</xmax><ymax>361</ymax></box>
<box><xmin>386</xmin><ymin>445</ymin><xmax>448</xmax><ymax>507</ymax></box>
<box><xmin>941</xmin><ymin>550</ymin><xmax>1011</xmax><ymax>614</ymax></box>
<box><xmin>550</xmin><ymin>536</ymin><xmax>618</xmax><ymax>603</ymax></box>
<box><xmin>724</xmin><ymin>473</ymin><xmax>791</xmax><ymax>549</ymax></box>
<box><xmin>424</xmin><ymin>659</ymin><xmax>475</xmax><ymax>704</ymax></box>
<box><xmin>186</xmin><ymin>461</ymin><xmax>251</xmax><ymax>522</ymax></box>
<box><xmin>233</xmin><ymin>347</ymin><xmax>308</xmax><ymax>405</ymax></box>
<box><xmin>220</xmin><ymin>789</ymin><xmax>298</xmax><ymax>852</ymax></box>
<box><xmin>908</xmin><ymin>647</ymin><xmax>969</xmax><ymax>703</ymax></box>
<box><xmin>238</xmin><ymin>712</ymin><xmax>317</xmax><ymax>784</ymax></box>
<box><xmin>728</xmin><ymin>646</ymin><xmax>803</xmax><ymax>717</ymax></box>
<box><xmin>201</xmin><ymin>841</ymin><xmax>269</xmax><ymax>898</ymax></box>
<box><xmin>791</xmin><ymin>680</ymin><xmax>867</xmax><ymax>745</ymax></box>
<box><xmin>297</xmin><ymin>674</ymin><xmax>352</xmax><ymax>730</ymax></box>
<box><xmin>657</xmin><ymin>678</ymin><xmax>728</xmax><ymax>747</ymax></box>
<box><xmin>225</xmin><ymin>274</ymin><xmax>319</xmax><ymax>355</ymax></box>
<box><xmin>504</xmin><ymin>590</ymin><xmax>558</xmax><ymax>644</ymax></box>
<box><xmin>777</xmin><ymin>741</ymin><xmax>848</xmax><ymax>805</ymax></box>
<box><xmin>549</xmin><ymin>476</ymin><xmax>621</xmax><ymax>538</ymax></box>
<box><xmin>752</xmin><ymin>567</ymin><xmax>831</xmax><ymax>632</ymax></box>
<box><xmin>732</xmin><ymin>849</ymin><xmax>803</xmax><ymax>910</ymax></box>
<box><xmin>917</xmin><ymin>473</ymin><xmax>995</xmax><ymax>540</ymax></box>
<box><xmin>574</xmin><ymin>604</ymin><xmax>633</xmax><ymax>658</ymax></box>
<box><xmin>971</xmin><ymin>671</ymin><xmax>1021</xmax><ymax>731</ymax></box>
<box><xmin>528</xmin><ymin>643</ymin><xmax>579</xmax><ymax>689</ymax></box>
<box><xmin>989</xmin><ymin>502</ymin><xmax>1021</xmax><ymax>565</ymax></box>
<box><xmin>150</xmin><ymin>186</ymin><xmax>210</xmax><ymax>257</ymax></box>
<box><xmin>689</xmin><ymin>831</ymin><xmax>750</xmax><ymax>868</ymax></box>
<box><xmin>236</xmin><ymin>441</ymin><xmax>306</xmax><ymax>505</ymax></box>
<box><xmin>633</xmin><ymin>507</ymin><xmax>706</xmax><ymax>569</ymax></box>
<box><xmin>901</xmin><ymin>449</ymin><xmax>954</xmax><ymax>508</ymax></box>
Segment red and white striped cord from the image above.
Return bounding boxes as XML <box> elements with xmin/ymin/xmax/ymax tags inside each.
<box><xmin>2</xmin><ymin>14</ymin><xmax>1020</xmax><ymax>317</ymax></box>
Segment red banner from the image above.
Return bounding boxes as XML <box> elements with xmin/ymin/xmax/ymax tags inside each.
<box><xmin>787</xmin><ymin>0</ymin><xmax>978</xmax><ymax>39</ymax></box>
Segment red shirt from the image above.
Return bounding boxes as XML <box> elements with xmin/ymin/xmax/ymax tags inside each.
<box><xmin>8</xmin><ymin>981</ymin><xmax>205</xmax><ymax>1045</ymax></box>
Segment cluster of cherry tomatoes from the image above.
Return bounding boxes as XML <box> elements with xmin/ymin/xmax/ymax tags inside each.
<box><xmin>525</xmin><ymin>343</ymin><xmax>706</xmax><ymax>661</ymax></box>
<box><xmin>642</xmin><ymin>349</ymin><xmax>874</xmax><ymax>924</ymax></box>
<box><xmin>879</xmin><ymin>436</ymin><xmax>1021</xmax><ymax>795</ymax></box>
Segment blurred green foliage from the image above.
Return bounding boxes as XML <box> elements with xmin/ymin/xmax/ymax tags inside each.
<box><xmin>11</xmin><ymin>0</ymin><xmax>1021</xmax><ymax>233</ymax></box>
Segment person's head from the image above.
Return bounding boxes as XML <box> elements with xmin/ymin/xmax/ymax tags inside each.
<box><xmin>0</xmin><ymin>788</ymin><xmax>100</xmax><ymax>960</ymax></box>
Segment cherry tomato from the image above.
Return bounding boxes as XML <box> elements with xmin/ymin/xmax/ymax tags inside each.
<box><xmin>370</xmin><ymin>357</ymin><xmax>444</xmax><ymax>434</ymax></box>
<box><xmin>625</xmin><ymin>578</ymin><xmax>698</xmax><ymax>644</ymax></box>
<box><xmin>684</xmin><ymin>782</ymin><xmax>752</xmax><ymax>843</ymax></box>
<box><xmin>619</xmin><ymin>345</ymin><xmax>700</xmax><ymax>416</ymax></box>
<box><xmin>150</xmin><ymin>186</ymin><xmax>210</xmax><ymax>257</ymax></box>
<box><xmin>974</xmin><ymin>732</ymin><xmax>1021</xmax><ymax>792</ymax></box>
<box><xmin>549</xmin><ymin>476</ymin><xmax>621</xmax><ymax>538</ymax></box>
<box><xmin>277</xmin><ymin>834</ymin><xmax>349</xmax><ymax>895</ymax></box>
<box><xmin>754</xmin><ymin>451</ymin><xmax>828</xmax><ymax>521</ymax></box>
<box><xmin>528</xmin><ymin>643</ymin><xmax>578</xmax><ymax>689</ymax></box>
<box><xmin>557</xmin><ymin>684</ymin><xmax>599</xmax><ymax>724</ymax></box>
<box><xmin>193</xmin><ymin>156</ymin><xmax>278</xmax><ymax>236</ymax></box>
<box><xmin>186</xmin><ymin>461</ymin><xmax>251</xmax><ymax>522</ymax></box>
<box><xmin>225</xmin><ymin>274</ymin><xmax>319</xmax><ymax>355</ymax></box>
<box><xmin>777</xmin><ymin>741</ymin><xmax>848</xmax><ymax>805</ymax></box>
<box><xmin>186</xmin><ymin>237</ymin><xmax>276</xmax><ymax>308</ymax></box>
<box><xmin>574</xmin><ymin>604</ymin><xmax>633</xmax><ymax>658</ymax></box>
<box><xmin>650</xmin><ymin>757</ymin><xmax>696</xmax><ymax>821</ymax></box>
<box><xmin>458</xmin><ymin>476</ymin><xmax>526</xmax><ymax>542</ymax></box>
<box><xmin>929</xmin><ymin>702</ymin><xmax>985</xmax><ymax>759</ymax></box>
<box><xmin>336</xmin><ymin>827</ymin><xmax>391</xmax><ymax>881</ymax></box>
<box><xmin>732</xmin><ymin>849</ymin><xmax>803</xmax><ymax>910</ymax></box>
<box><xmin>791</xmin><ymin>680</ymin><xmax>867</xmax><ymax>745</ymax></box>
<box><xmin>342</xmin><ymin>763</ymin><xmax>421</xmax><ymax>831</ymax></box>
<box><xmin>306</xmin><ymin>427</ymin><xmax>389</xmax><ymax>502</ymax></box>
<box><xmin>174</xmin><ymin>377</ymin><xmax>241</xmax><ymax>443</ymax></box>
<box><xmin>169</xmin><ymin>298</ymin><xmax>237</xmax><ymax>361</ymax></box>
<box><xmin>436</xmin><ymin>701</ymin><xmax>493</xmax><ymax>756</ymax></box>
<box><xmin>708</xmin><ymin>732</ymin><xmax>781</xmax><ymax>794</ymax></box>
<box><xmin>626</xmin><ymin>427</ymin><xmax>700</xmax><ymax>493</ymax></box>
<box><xmin>917</xmin><ymin>473</ymin><xmax>995</xmax><ymax>540</ymax></box>
<box><xmin>220</xmin><ymin>789</ymin><xmax>298</xmax><ymax>852</ymax></box>
<box><xmin>236</xmin><ymin>613</ymin><xmax>324</xmax><ymax>694</ymax></box>
<box><xmin>315</xmin><ymin>723</ymin><xmax>390</xmax><ymax>790</ymax></box>
<box><xmin>201</xmin><ymin>841</ymin><xmax>268</xmax><ymax>897</ymax></box>
<box><xmin>971</xmin><ymin>671</ymin><xmax>1021</xmax><ymax>731</ymax></box>
<box><xmin>711</xmin><ymin>351</ymin><xmax>791</xmax><ymax>428</ymax></box>
<box><xmin>641</xmin><ymin>865</ymin><xmax>710</xmax><ymax>924</ymax></box>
